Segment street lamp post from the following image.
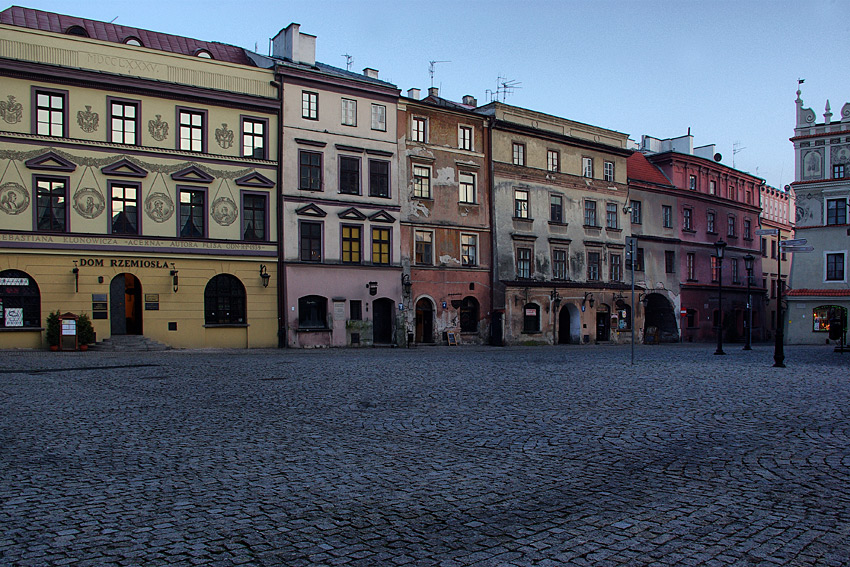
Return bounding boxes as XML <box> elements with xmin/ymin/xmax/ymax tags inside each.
<box><xmin>714</xmin><ymin>239</ymin><xmax>727</xmax><ymax>355</ymax></box>
<box><xmin>773</xmin><ymin>235</ymin><xmax>786</xmax><ymax>368</ymax></box>
<box><xmin>743</xmin><ymin>254</ymin><xmax>754</xmax><ymax>351</ymax></box>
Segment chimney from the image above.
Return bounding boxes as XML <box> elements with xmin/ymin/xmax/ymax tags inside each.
<box><xmin>428</xmin><ymin>87</ymin><xmax>439</xmax><ymax>98</ymax></box>
<box><xmin>407</xmin><ymin>88</ymin><xmax>421</xmax><ymax>100</ymax></box>
<box><xmin>271</xmin><ymin>23</ymin><xmax>316</xmax><ymax>67</ymax></box>
<box><xmin>363</xmin><ymin>68</ymin><xmax>379</xmax><ymax>79</ymax></box>
<box><xmin>462</xmin><ymin>95</ymin><xmax>477</xmax><ymax>107</ymax></box>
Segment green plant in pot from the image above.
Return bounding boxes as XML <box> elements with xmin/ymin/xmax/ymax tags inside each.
<box><xmin>45</xmin><ymin>310</ymin><xmax>60</xmax><ymax>350</ymax></box>
<box><xmin>77</xmin><ymin>313</ymin><xmax>95</xmax><ymax>349</ymax></box>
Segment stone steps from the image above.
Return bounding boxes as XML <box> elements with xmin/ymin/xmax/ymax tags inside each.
<box><xmin>92</xmin><ymin>335</ymin><xmax>171</xmax><ymax>351</ymax></box>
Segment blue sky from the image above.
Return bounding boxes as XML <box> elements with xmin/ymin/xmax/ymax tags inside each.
<box><xmin>13</xmin><ymin>0</ymin><xmax>850</xmax><ymax>190</ymax></box>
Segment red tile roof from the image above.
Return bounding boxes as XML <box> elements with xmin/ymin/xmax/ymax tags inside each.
<box><xmin>0</xmin><ymin>6</ymin><xmax>252</xmax><ymax>66</ymax></box>
<box><xmin>787</xmin><ymin>289</ymin><xmax>850</xmax><ymax>297</ymax></box>
<box><xmin>627</xmin><ymin>151</ymin><xmax>672</xmax><ymax>186</ymax></box>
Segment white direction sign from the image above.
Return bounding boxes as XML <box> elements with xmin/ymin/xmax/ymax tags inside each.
<box><xmin>780</xmin><ymin>238</ymin><xmax>807</xmax><ymax>247</ymax></box>
<box><xmin>755</xmin><ymin>228</ymin><xmax>779</xmax><ymax>236</ymax></box>
<box><xmin>783</xmin><ymin>246</ymin><xmax>814</xmax><ymax>252</ymax></box>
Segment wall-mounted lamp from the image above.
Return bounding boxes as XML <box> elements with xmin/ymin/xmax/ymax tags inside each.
<box><xmin>259</xmin><ymin>264</ymin><xmax>270</xmax><ymax>288</ymax></box>
<box><xmin>401</xmin><ymin>273</ymin><xmax>412</xmax><ymax>293</ymax></box>
<box><xmin>638</xmin><ymin>292</ymin><xmax>649</xmax><ymax>305</ymax></box>
<box><xmin>170</xmin><ymin>270</ymin><xmax>179</xmax><ymax>292</ymax></box>
<box><xmin>550</xmin><ymin>288</ymin><xmax>561</xmax><ymax>304</ymax></box>
<box><xmin>72</xmin><ymin>267</ymin><xmax>79</xmax><ymax>293</ymax></box>
<box><xmin>367</xmin><ymin>281</ymin><xmax>378</xmax><ymax>296</ymax></box>
<box><xmin>582</xmin><ymin>292</ymin><xmax>595</xmax><ymax>309</ymax></box>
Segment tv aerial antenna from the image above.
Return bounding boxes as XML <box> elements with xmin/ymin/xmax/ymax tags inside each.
<box><xmin>487</xmin><ymin>75</ymin><xmax>522</xmax><ymax>102</ymax></box>
<box><xmin>733</xmin><ymin>141</ymin><xmax>746</xmax><ymax>168</ymax></box>
<box><xmin>429</xmin><ymin>60</ymin><xmax>450</xmax><ymax>87</ymax></box>
<box><xmin>342</xmin><ymin>53</ymin><xmax>354</xmax><ymax>71</ymax></box>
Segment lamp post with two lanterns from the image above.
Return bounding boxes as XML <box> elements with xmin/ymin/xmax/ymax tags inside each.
<box><xmin>714</xmin><ymin>239</ymin><xmax>727</xmax><ymax>356</ymax></box>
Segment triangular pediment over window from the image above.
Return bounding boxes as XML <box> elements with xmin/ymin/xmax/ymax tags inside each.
<box><xmin>25</xmin><ymin>151</ymin><xmax>76</xmax><ymax>172</ymax></box>
<box><xmin>171</xmin><ymin>165</ymin><xmax>214</xmax><ymax>183</ymax></box>
<box><xmin>235</xmin><ymin>171</ymin><xmax>275</xmax><ymax>188</ymax></box>
<box><xmin>295</xmin><ymin>203</ymin><xmax>327</xmax><ymax>217</ymax></box>
<box><xmin>101</xmin><ymin>158</ymin><xmax>148</xmax><ymax>178</ymax></box>
<box><xmin>369</xmin><ymin>210</ymin><xmax>396</xmax><ymax>223</ymax></box>
<box><xmin>338</xmin><ymin>207</ymin><xmax>367</xmax><ymax>220</ymax></box>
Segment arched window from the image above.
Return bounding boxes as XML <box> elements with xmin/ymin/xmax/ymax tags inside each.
<box><xmin>123</xmin><ymin>36</ymin><xmax>143</xmax><ymax>46</ymax></box>
<box><xmin>459</xmin><ymin>296</ymin><xmax>479</xmax><ymax>333</ymax></box>
<box><xmin>204</xmin><ymin>274</ymin><xmax>246</xmax><ymax>324</ymax></box>
<box><xmin>65</xmin><ymin>25</ymin><xmax>89</xmax><ymax>37</ymax></box>
<box><xmin>298</xmin><ymin>295</ymin><xmax>328</xmax><ymax>329</ymax></box>
<box><xmin>195</xmin><ymin>49</ymin><xmax>213</xmax><ymax>59</ymax></box>
<box><xmin>522</xmin><ymin>302</ymin><xmax>540</xmax><ymax>333</ymax></box>
<box><xmin>0</xmin><ymin>270</ymin><xmax>41</xmax><ymax>328</ymax></box>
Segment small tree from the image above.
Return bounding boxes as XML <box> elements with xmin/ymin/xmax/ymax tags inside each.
<box><xmin>45</xmin><ymin>310</ymin><xmax>60</xmax><ymax>348</ymax></box>
<box><xmin>77</xmin><ymin>313</ymin><xmax>95</xmax><ymax>345</ymax></box>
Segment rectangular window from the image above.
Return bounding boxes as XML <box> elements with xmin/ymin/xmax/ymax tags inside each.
<box><xmin>552</xmin><ymin>249</ymin><xmax>567</xmax><ymax>280</ymax></box>
<box><xmin>371</xmin><ymin>104</ymin><xmax>386</xmax><ymax>131</ymax></box>
<box><xmin>110</xmin><ymin>183</ymin><xmax>139</xmax><ymax>235</ymax></box>
<box><xmin>178</xmin><ymin>109</ymin><xmax>205</xmax><ymax>152</ymax></box>
<box><xmin>732</xmin><ymin>258</ymin><xmax>740</xmax><ymax>283</ymax></box>
<box><xmin>179</xmin><ymin>188</ymin><xmax>205</xmax><ymax>238</ymax></box>
<box><xmin>761</xmin><ymin>237</ymin><xmax>767</xmax><ymax>257</ymax></box>
<box><xmin>582</xmin><ymin>157</ymin><xmax>593</xmax><ymax>178</ymax></box>
<box><xmin>771</xmin><ymin>240</ymin><xmax>777</xmax><ymax>259</ymax></box>
<box><xmin>665</xmin><ymin>250</ymin><xmax>675</xmax><ymax>274</ymax></box>
<box><xmin>711</xmin><ymin>256</ymin><xmax>720</xmax><ymax>282</ymax></box>
<box><xmin>584</xmin><ymin>200</ymin><xmax>597</xmax><ymax>227</ymax></box>
<box><xmin>341</xmin><ymin>225</ymin><xmax>362</xmax><ymax>264</ymax></box>
<box><xmin>35</xmin><ymin>177</ymin><xmax>67</xmax><ymax>232</ymax></box>
<box><xmin>709</xmin><ymin>180</ymin><xmax>716</xmax><ymax>195</ymax></box>
<box><xmin>727</xmin><ymin>215</ymin><xmax>737</xmax><ymax>237</ymax></box>
<box><xmin>826</xmin><ymin>253</ymin><xmax>845</xmax><ymax>281</ymax></box>
<box><xmin>461</xmin><ymin>234</ymin><xmax>477</xmax><ymax>267</ymax></box>
<box><xmin>242</xmin><ymin>193</ymin><xmax>267</xmax><ymax>241</ymax></box>
<box><xmin>414</xmin><ymin>230</ymin><xmax>433</xmax><ymax>265</ymax></box>
<box><xmin>412</xmin><ymin>165</ymin><xmax>431</xmax><ymax>199</ymax></box>
<box><xmin>630</xmin><ymin>200</ymin><xmax>642</xmax><ymax>224</ymax></box>
<box><xmin>547</xmin><ymin>150</ymin><xmax>559</xmax><ymax>172</ymax></box>
<box><xmin>744</xmin><ymin>219</ymin><xmax>752</xmax><ymax>240</ymax></box>
<box><xmin>371</xmin><ymin>227</ymin><xmax>391</xmax><ymax>265</ymax></box>
<box><xmin>350</xmin><ymin>300</ymin><xmax>362</xmax><ymax>321</ymax></box>
<box><xmin>683</xmin><ymin>208</ymin><xmax>693</xmax><ymax>231</ymax></box>
<box><xmin>833</xmin><ymin>164</ymin><xmax>845</xmax><ymax>179</ymax></box>
<box><xmin>516</xmin><ymin>248</ymin><xmax>532</xmax><ymax>279</ymax></box>
<box><xmin>827</xmin><ymin>198</ymin><xmax>847</xmax><ymax>225</ymax></box>
<box><xmin>459</xmin><ymin>172</ymin><xmax>476</xmax><ymax>203</ymax></box>
<box><xmin>550</xmin><ymin>194</ymin><xmax>563</xmax><ymax>223</ymax></box>
<box><xmin>689</xmin><ymin>175</ymin><xmax>697</xmax><ymax>190</ymax></box>
<box><xmin>512</xmin><ymin>142</ymin><xmax>526</xmax><ymax>166</ymax></box>
<box><xmin>299</xmin><ymin>150</ymin><xmax>322</xmax><ymax>191</ymax></box>
<box><xmin>635</xmin><ymin>248</ymin><xmax>645</xmax><ymax>271</ymax></box>
<box><xmin>341</xmin><ymin>98</ymin><xmax>357</xmax><ymax>126</ymax></box>
<box><xmin>687</xmin><ymin>253</ymin><xmax>696</xmax><ymax>280</ymax></box>
<box><xmin>109</xmin><ymin>99</ymin><xmax>139</xmax><ymax>145</ymax></box>
<box><xmin>412</xmin><ymin>117</ymin><xmax>427</xmax><ymax>142</ymax></box>
<box><xmin>302</xmin><ymin>91</ymin><xmax>318</xmax><ymax>119</ymax></box>
<box><xmin>35</xmin><ymin>90</ymin><xmax>66</xmax><ymax>137</ymax></box>
<box><xmin>459</xmin><ymin>126</ymin><xmax>472</xmax><ymax>151</ymax></box>
<box><xmin>604</xmin><ymin>161</ymin><xmax>614</xmax><ymax>182</ymax></box>
<box><xmin>369</xmin><ymin>160</ymin><xmax>390</xmax><ymax>198</ymax></box>
<box><xmin>241</xmin><ymin>117</ymin><xmax>267</xmax><ymax>159</ymax></box>
<box><xmin>609</xmin><ymin>254</ymin><xmax>622</xmax><ymax>282</ymax></box>
<box><xmin>587</xmin><ymin>252</ymin><xmax>600</xmax><ymax>281</ymax></box>
<box><xmin>514</xmin><ymin>189</ymin><xmax>529</xmax><ymax>219</ymax></box>
<box><xmin>606</xmin><ymin>202</ymin><xmax>619</xmax><ymax>229</ymax></box>
<box><xmin>662</xmin><ymin>205</ymin><xmax>672</xmax><ymax>228</ymax></box>
<box><xmin>339</xmin><ymin>156</ymin><xmax>361</xmax><ymax>195</ymax></box>
<box><xmin>300</xmin><ymin>221</ymin><xmax>322</xmax><ymax>262</ymax></box>
<box><xmin>707</xmin><ymin>211</ymin><xmax>716</xmax><ymax>233</ymax></box>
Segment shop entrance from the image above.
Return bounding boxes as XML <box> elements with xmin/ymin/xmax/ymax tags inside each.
<box><xmin>373</xmin><ymin>298</ymin><xmax>394</xmax><ymax>344</ymax></box>
<box><xmin>110</xmin><ymin>273</ymin><xmax>142</xmax><ymax>335</ymax></box>
<box><xmin>558</xmin><ymin>304</ymin><xmax>580</xmax><ymax>344</ymax></box>
<box><xmin>415</xmin><ymin>298</ymin><xmax>434</xmax><ymax>343</ymax></box>
<box><xmin>596</xmin><ymin>304</ymin><xmax>611</xmax><ymax>342</ymax></box>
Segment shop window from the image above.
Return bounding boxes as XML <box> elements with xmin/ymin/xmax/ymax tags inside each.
<box><xmin>522</xmin><ymin>303</ymin><xmax>540</xmax><ymax>333</ymax></box>
<box><xmin>299</xmin><ymin>295</ymin><xmax>328</xmax><ymax>329</ymax></box>
<box><xmin>459</xmin><ymin>296</ymin><xmax>479</xmax><ymax>333</ymax></box>
<box><xmin>204</xmin><ymin>274</ymin><xmax>246</xmax><ymax>324</ymax></box>
<box><xmin>813</xmin><ymin>305</ymin><xmax>847</xmax><ymax>333</ymax></box>
<box><xmin>0</xmin><ymin>270</ymin><xmax>41</xmax><ymax>328</ymax></box>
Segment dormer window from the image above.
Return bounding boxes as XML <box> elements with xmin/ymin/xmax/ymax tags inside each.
<box><xmin>65</xmin><ymin>25</ymin><xmax>89</xmax><ymax>37</ymax></box>
<box><xmin>195</xmin><ymin>49</ymin><xmax>213</xmax><ymax>59</ymax></box>
<box><xmin>123</xmin><ymin>37</ymin><xmax>143</xmax><ymax>46</ymax></box>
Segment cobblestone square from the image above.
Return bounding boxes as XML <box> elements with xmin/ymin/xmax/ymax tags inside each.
<box><xmin>1</xmin><ymin>344</ymin><xmax>849</xmax><ymax>566</ymax></box>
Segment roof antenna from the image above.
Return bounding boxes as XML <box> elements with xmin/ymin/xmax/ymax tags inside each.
<box><xmin>492</xmin><ymin>75</ymin><xmax>521</xmax><ymax>102</ymax></box>
<box><xmin>733</xmin><ymin>141</ymin><xmax>746</xmax><ymax>168</ymax></box>
<box><xmin>109</xmin><ymin>16</ymin><xmax>119</xmax><ymax>23</ymax></box>
<box><xmin>342</xmin><ymin>53</ymin><xmax>353</xmax><ymax>71</ymax></box>
<box><xmin>428</xmin><ymin>60</ymin><xmax>450</xmax><ymax>88</ymax></box>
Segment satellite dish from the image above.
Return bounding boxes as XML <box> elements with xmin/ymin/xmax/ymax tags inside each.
<box><xmin>713</xmin><ymin>153</ymin><xmax>722</xmax><ymax>162</ymax></box>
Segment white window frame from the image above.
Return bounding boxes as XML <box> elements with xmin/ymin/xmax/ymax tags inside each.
<box><xmin>341</xmin><ymin>98</ymin><xmax>357</xmax><ymax>126</ymax></box>
<box><xmin>459</xmin><ymin>171</ymin><xmax>476</xmax><ymax>203</ymax></box>
<box><xmin>582</xmin><ymin>157</ymin><xmax>593</xmax><ymax>178</ymax></box>
<box><xmin>547</xmin><ymin>149</ymin><xmax>559</xmax><ymax>172</ymax></box>
<box><xmin>302</xmin><ymin>91</ymin><xmax>318</xmax><ymax>120</ymax></box>
<box><xmin>603</xmin><ymin>161</ymin><xmax>614</xmax><ymax>182</ymax></box>
<box><xmin>461</xmin><ymin>233</ymin><xmax>478</xmax><ymax>267</ymax></box>
<box><xmin>458</xmin><ymin>125</ymin><xmax>473</xmax><ymax>151</ymax></box>
<box><xmin>415</xmin><ymin>229</ymin><xmax>434</xmax><ymax>266</ymax></box>
<box><xmin>412</xmin><ymin>116</ymin><xmax>427</xmax><ymax>142</ymax></box>
<box><xmin>512</xmin><ymin>142</ymin><xmax>525</xmax><ymax>166</ymax></box>
<box><xmin>412</xmin><ymin>164</ymin><xmax>431</xmax><ymax>199</ymax></box>
<box><xmin>371</xmin><ymin>104</ymin><xmax>386</xmax><ymax>131</ymax></box>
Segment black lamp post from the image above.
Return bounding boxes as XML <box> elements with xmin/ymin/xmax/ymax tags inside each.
<box><xmin>743</xmin><ymin>254</ymin><xmax>754</xmax><ymax>351</ymax></box>
<box><xmin>714</xmin><ymin>239</ymin><xmax>727</xmax><ymax>355</ymax></box>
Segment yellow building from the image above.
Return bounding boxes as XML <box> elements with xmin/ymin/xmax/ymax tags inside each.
<box><xmin>0</xmin><ymin>7</ymin><xmax>280</xmax><ymax>349</ymax></box>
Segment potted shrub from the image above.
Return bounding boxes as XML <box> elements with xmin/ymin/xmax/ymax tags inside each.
<box><xmin>45</xmin><ymin>310</ymin><xmax>60</xmax><ymax>351</ymax></box>
<box><xmin>77</xmin><ymin>313</ymin><xmax>95</xmax><ymax>351</ymax></box>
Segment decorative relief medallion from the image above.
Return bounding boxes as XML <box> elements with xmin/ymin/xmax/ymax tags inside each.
<box><xmin>211</xmin><ymin>196</ymin><xmax>238</xmax><ymax>226</ymax></box>
<box><xmin>0</xmin><ymin>182</ymin><xmax>29</xmax><ymax>215</ymax></box>
<box><xmin>144</xmin><ymin>192</ymin><xmax>174</xmax><ymax>223</ymax></box>
<box><xmin>148</xmin><ymin>114</ymin><xmax>169</xmax><ymax>141</ymax></box>
<box><xmin>215</xmin><ymin>123</ymin><xmax>234</xmax><ymax>149</ymax></box>
<box><xmin>795</xmin><ymin>205</ymin><xmax>809</xmax><ymax>224</ymax></box>
<box><xmin>831</xmin><ymin>145</ymin><xmax>850</xmax><ymax>165</ymax></box>
<box><xmin>76</xmin><ymin>106</ymin><xmax>99</xmax><ymax>133</ymax></box>
<box><xmin>72</xmin><ymin>187</ymin><xmax>105</xmax><ymax>219</ymax></box>
<box><xmin>0</xmin><ymin>95</ymin><xmax>23</xmax><ymax>124</ymax></box>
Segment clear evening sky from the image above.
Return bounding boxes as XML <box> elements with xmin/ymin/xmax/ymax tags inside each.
<box><xmin>13</xmin><ymin>0</ymin><xmax>850</xmax><ymax>191</ymax></box>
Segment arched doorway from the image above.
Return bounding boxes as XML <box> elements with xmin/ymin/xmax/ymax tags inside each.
<box><xmin>415</xmin><ymin>298</ymin><xmax>434</xmax><ymax>343</ymax></box>
<box><xmin>110</xmin><ymin>273</ymin><xmax>142</xmax><ymax>335</ymax></box>
<box><xmin>459</xmin><ymin>296</ymin><xmax>479</xmax><ymax>334</ymax></box>
<box><xmin>373</xmin><ymin>297</ymin><xmax>394</xmax><ymax>344</ymax></box>
<box><xmin>596</xmin><ymin>303</ymin><xmax>611</xmax><ymax>342</ymax></box>
<box><xmin>558</xmin><ymin>303</ymin><xmax>581</xmax><ymax>344</ymax></box>
<box><xmin>644</xmin><ymin>293</ymin><xmax>678</xmax><ymax>342</ymax></box>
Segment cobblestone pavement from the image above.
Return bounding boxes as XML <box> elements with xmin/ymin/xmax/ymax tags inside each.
<box><xmin>2</xmin><ymin>344</ymin><xmax>849</xmax><ymax>566</ymax></box>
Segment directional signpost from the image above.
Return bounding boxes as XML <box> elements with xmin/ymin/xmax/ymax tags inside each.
<box><xmin>780</xmin><ymin>238</ymin><xmax>807</xmax><ymax>247</ymax></box>
<box><xmin>755</xmin><ymin>228</ymin><xmax>779</xmax><ymax>236</ymax></box>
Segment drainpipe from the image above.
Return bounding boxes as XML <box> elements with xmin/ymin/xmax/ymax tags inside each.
<box><xmin>272</xmin><ymin>72</ymin><xmax>287</xmax><ymax>348</ymax></box>
<box><xmin>484</xmin><ymin>118</ymin><xmax>499</xmax><ymax>345</ymax></box>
